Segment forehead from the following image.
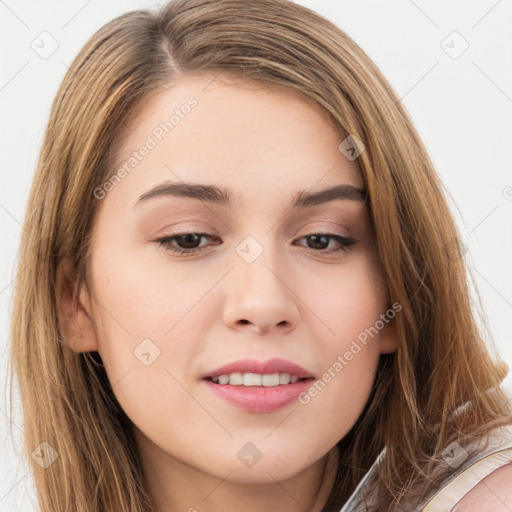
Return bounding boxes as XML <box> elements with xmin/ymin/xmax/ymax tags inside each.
<box><xmin>103</xmin><ymin>74</ymin><xmax>363</xmax><ymax>213</ymax></box>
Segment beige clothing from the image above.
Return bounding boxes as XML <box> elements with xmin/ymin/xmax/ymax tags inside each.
<box><xmin>338</xmin><ymin>384</ymin><xmax>512</xmax><ymax>511</ymax></box>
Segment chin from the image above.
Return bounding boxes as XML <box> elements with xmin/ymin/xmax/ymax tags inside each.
<box><xmin>200</xmin><ymin>442</ymin><xmax>327</xmax><ymax>484</ymax></box>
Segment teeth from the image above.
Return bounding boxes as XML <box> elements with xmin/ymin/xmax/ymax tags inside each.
<box><xmin>279</xmin><ymin>373</ymin><xmax>290</xmax><ymax>384</ymax></box>
<box><xmin>211</xmin><ymin>372</ymin><xmax>304</xmax><ymax>386</ymax></box>
<box><xmin>229</xmin><ymin>372</ymin><xmax>243</xmax><ymax>385</ymax></box>
<box><xmin>243</xmin><ymin>372</ymin><xmax>262</xmax><ymax>386</ymax></box>
<box><xmin>261</xmin><ymin>373</ymin><xmax>279</xmax><ymax>386</ymax></box>
<box><xmin>217</xmin><ymin>374</ymin><xmax>229</xmax><ymax>385</ymax></box>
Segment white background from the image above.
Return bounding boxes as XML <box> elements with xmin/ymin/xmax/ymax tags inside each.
<box><xmin>1</xmin><ymin>1</ymin><xmax>511</xmax><ymax>509</ymax></box>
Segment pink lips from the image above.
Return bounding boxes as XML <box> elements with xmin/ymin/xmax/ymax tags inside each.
<box><xmin>203</xmin><ymin>357</ymin><xmax>315</xmax><ymax>380</ymax></box>
<box><xmin>202</xmin><ymin>358</ymin><xmax>315</xmax><ymax>413</ymax></box>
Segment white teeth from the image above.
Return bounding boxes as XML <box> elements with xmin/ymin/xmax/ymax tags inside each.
<box><xmin>210</xmin><ymin>372</ymin><xmax>305</xmax><ymax>386</ymax></box>
<box><xmin>279</xmin><ymin>373</ymin><xmax>291</xmax><ymax>385</ymax></box>
<box><xmin>243</xmin><ymin>372</ymin><xmax>262</xmax><ymax>386</ymax></box>
<box><xmin>229</xmin><ymin>372</ymin><xmax>243</xmax><ymax>385</ymax></box>
<box><xmin>262</xmin><ymin>373</ymin><xmax>280</xmax><ymax>386</ymax></box>
<box><xmin>218</xmin><ymin>374</ymin><xmax>229</xmax><ymax>385</ymax></box>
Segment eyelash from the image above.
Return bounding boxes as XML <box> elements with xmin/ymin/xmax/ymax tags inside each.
<box><xmin>154</xmin><ymin>231</ymin><xmax>357</xmax><ymax>256</ymax></box>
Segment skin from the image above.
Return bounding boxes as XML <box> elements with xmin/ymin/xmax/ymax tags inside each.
<box><xmin>57</xmin><ymin>73</ymin><xmax>400</xmax><ymax>512</ymax></box>
<box><xmin>451</xmin><ymin>463</ymin><xmax>512</xmax><ymax>511</ymax></box>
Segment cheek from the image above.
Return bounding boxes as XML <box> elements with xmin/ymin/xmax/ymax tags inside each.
<box><xmin>90</xmin><ymin>243</ymin><xmax>220</xmax><ymax>349</ymax></box>
<box><xmin>303</xmin><ymin>255</ymin><xmax>387</xmax><ymax>349</ymax></box>
<box><xmin>294</xmin><ymin>257</ymin><xmax>387</xmax><ymax>422</ymax></box>
<box><xmin>87</xmin><ymin>253</ymin><xmax>217</xmax><ymax>455</ymax></box>
<box><xmin>87</xmin><ymin>249</ymin><xmax>219</xmax><ymax>408</ymax></box>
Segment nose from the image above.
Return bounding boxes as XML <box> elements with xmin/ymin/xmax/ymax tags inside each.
<box><xmin>222</xmin><ymin>247</ymin><xmax>300</xmax><ymax>335</ymax></box>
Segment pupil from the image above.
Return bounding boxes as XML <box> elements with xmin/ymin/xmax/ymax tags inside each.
<box><xmin>309</xmin><ymin>234</ymin><xmax>328</xmax><ymax>249</ymax></box>
<box><xmin>179</xmin><ymin>234</ymin><xmax>200</xmax><ymax>249</ymax></box>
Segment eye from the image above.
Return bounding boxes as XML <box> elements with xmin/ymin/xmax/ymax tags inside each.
<box><xmin>155</xmin><ymin>232</ymin><xmax>220</xmax><ymax>255</ymax></box>
<box><xmin>154</xmin><ymin>230</ymin><xmax>357</xmax><ymax>257</ymax></box>
<box><xmin>294</xmin><ymin>232</ymin><xmax>357</xmax><ymax>255</ymax></box>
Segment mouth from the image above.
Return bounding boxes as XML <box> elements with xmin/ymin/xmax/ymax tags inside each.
<box><xmin>201</xmin><ymin>358</ymin><xmax>315</xmax><ymax>413</ymax></box>
<box><xmin>205</xmin><ymin>372</ymin><xmax>312</xmax><ymax>386</ymax></box>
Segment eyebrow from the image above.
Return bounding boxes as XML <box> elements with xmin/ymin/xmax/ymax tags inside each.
<box><xmin>135</xmin><ymin>181</ymin><xmax>367</xmax><ymax>209</ymax></box>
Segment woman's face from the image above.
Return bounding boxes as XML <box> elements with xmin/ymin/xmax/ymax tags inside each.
<box><xmin>80</xmin><ymin>74</ymin><xmax>397</xmax><ymax>486</ymax></box>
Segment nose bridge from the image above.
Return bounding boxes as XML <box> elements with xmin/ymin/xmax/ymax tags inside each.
<box><xmin>235</xmin><ymin>233</ymin><xmax>288</xmax><ymax>290</ymax></box>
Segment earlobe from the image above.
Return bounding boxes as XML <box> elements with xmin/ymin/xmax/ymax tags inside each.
<box><xmin>56</xmin><ymin>257</ymin><xmax>99</xmax><ymax>353</ymax></box>
<box><xmin>378</xmin><ymin>319</ymin><xmax>399</xmax><ymax>354</ymax></box>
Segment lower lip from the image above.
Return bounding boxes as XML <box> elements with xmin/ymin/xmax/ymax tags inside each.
<box><xmin>203</xmin><ymin>379</ymin><xmax>314</xmax><ymax>413</ymax></box>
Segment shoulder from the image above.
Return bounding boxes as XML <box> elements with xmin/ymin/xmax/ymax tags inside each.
<box><xmin>451</xmin><ymin>463</ymin><xmax>512</xmax><ymax>511</ymax></box>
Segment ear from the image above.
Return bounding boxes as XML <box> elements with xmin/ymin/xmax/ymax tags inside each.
<box><xmin>377</xmin><ymin>310</ymin><xmax>399</xmax><ymax>355</ymax></box>
<box><xmin>56</xmin><ymin>257</ymin><xmax>99</xmax><ymax>352</ymax></box>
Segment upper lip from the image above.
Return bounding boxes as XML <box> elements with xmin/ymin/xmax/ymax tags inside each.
<box><xmin>202</xmin><ymin>358</ymin><xmax>315</xmax><ymax>379</ymax></box>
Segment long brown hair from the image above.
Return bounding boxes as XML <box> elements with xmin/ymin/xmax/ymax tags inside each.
<box><xmin>9</xmin><ymin>0</ymin><xmax>511</xmax><ymax>510</ymax></box>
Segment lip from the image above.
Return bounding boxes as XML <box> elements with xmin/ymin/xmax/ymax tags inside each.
<box><xmin>201</xmin><ymin>357</ymin><xmax>315</xmax><ymax>379</ymax></box>
<box><xmin>201</xmin><ymin>358</ymin><xmax>315</xmax><ymax>413</ymax></box>
<box><xmin>203</xmin><ymin>379</ymin><xmax>314</xmax><ymax>413</ymax></box>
